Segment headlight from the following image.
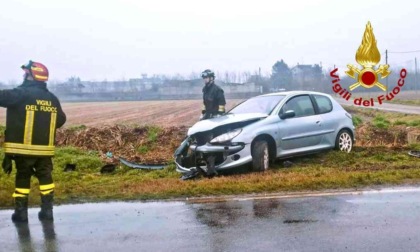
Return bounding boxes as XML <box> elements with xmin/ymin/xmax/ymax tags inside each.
<box><xmin>210</xmin><ymin>128</ymin><xmax>242</xmax><ymax>144</ymax></box>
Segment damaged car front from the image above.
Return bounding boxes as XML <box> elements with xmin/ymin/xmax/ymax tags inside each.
<box><xmin>174</xmin><ymin>95</ymin><xmax>286</xmax><ymax>179</ymax></box>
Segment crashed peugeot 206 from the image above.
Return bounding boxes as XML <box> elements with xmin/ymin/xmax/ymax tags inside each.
<box><xmin>174</xmin><ymin>91</ymin><xmax>355</xmax><ymax>179</ymax></box>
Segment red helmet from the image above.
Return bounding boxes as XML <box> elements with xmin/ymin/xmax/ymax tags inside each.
<box><xmin>21</xmin><ymin>60</ymin><xmax>49</xmax><ymax>82</ymax></box>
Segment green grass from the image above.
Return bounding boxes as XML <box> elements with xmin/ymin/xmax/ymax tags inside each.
<box><xmin>393</xmin><ymin>119</ymin><xmax>420</xmax><ymax>127</ymax></box>
<box><xmin>352</xmin><ymin>116</ymin><xmax>363</xmax><ymax>127</ymax></box>
<box><xmin>410</xmin><ymin>143</ymin><xmax>420</xmax><ymax>149</ymax></box>
<box><xmin>137</xmin><ymin>146</ymin><xmax>150</xmax><ymax>154</ymax></box>
<box><xmin>372</xmin><ymin>115</ymin><xmax>391</xmax><ymax>129</ymax></box>
<box><xmin>344</xmin><ymin>105</ymin><xmax>420</xmax><ymax>127</ymax></box>
<box><xmin>147</xmin><ymin>126</ymin><xmax>161</xmax><ymax>143</ymax></box>
<box><xmin>386</xmin><ymin>99</ymin><xmax>420</xmax><ymax>106</ymax></box>
<box><xmin>1</xmin><ymin>146</ymin><xmax>419</xmax><ymax>208</ymax></box>
<box><xmin>67</xmin><ymin>124</ymin><xmax>87</xmax><ymax>132</ymax></box>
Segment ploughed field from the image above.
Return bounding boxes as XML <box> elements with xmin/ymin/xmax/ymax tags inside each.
<box><xmin>0</xmin><ymin>100</ymin><xmax>243</xmax><ymax>127</ymax></box>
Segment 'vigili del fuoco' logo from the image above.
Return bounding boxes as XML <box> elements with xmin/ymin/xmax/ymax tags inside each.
<box><xmin>329</xmin><ymin>22</ymin><xmax>407</xmax><ymax>107</ymax></box>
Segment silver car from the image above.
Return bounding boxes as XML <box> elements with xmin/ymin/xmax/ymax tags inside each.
<box><xmin>175</xmin><ymin>91</ymin><xmax>355</xmax><ymax>176</ymax></box>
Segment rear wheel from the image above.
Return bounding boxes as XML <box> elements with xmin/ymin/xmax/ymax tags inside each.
<box><xmin>335</xmin><ymin>130</ymin><xmax>353</xmax><ymax>153</ymax></box>
<box><xmin>252</xmin><ymin>140</ymin><xmax>270</xmax><ymax>171</ymax></box>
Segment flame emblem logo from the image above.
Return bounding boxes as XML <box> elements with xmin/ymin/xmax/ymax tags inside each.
<box><xmin>346</xmin><ymin>22</ymin><xmax>391</xmax><ymax>91</ymax></box>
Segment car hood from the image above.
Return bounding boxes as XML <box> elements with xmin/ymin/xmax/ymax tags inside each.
<box><xmin>188</xmin><ymin>113</ymin><xmax>268</xmax><ymax>135</ymax></box>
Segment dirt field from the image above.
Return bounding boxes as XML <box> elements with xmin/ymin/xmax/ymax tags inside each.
<box><xmin>0</xmin><ymin>100</ymin><xmax>244</xmax><ymax>127</ymax></box>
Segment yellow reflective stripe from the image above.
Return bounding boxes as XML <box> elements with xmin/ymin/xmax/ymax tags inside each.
<box><xmin>4</xmin><ymin>143</ymin><xmax>55</xmax><ymax>151</ymax></box>
<box><xmin>24</xmin><ymin>110</ymin><xmax>35</xmax><ymax>145</ymax></box>
<box><xmin>34</xmin><ymin>74</ymin><xmax>48</xmax><ymax>80</ymax></box>
<box><xmin>40</xmin><ymin>184</ymin><xmax>55</xmax><ymax>195</ymax></box>
<box><xmin>4</xmin><ymin>148</ymin><xmax>54</xmax><ymax>156</ymax></box>
<box><xmin>49</xmin><ymin>112</ymin><xmax>57</xmax><ymax>146</ymax></box>
<box><xmin>4</xmin><ymin>143</ymin><xmax>55</xmax><ymax>156</ymax></box>
<box><xmin>13</xmin><ymin>188</ymin><xmax>30</xmax><ymax>198</ymax></box>
<box><xmin>13</xmin><ymin>193</ymin><xmax>29</xmax><ymax>198</ymax></box>
<box><xmin>40</xmin><ymin>184</ymin><xmax>55</xmax><ymax>191</ymax></box>
<box><xmin>218</xmin><ymin>105</ymin><xmax>225</xmax><ymax>112</ymax></box>
<box><xmin>16</xmin><ymin>188</ymin><xmax>30</xmax><ymax>194</ymax></box>
<box><xmin>40</xmin><ymin>189</ymin><xmax>54</xmax><ymax>195</ymax></box>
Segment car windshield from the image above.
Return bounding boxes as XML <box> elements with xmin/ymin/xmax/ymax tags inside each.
<box><xmin>229</xmin><ymin>95</ymin><xmax>285</xmax><ymax>114</ymax></box>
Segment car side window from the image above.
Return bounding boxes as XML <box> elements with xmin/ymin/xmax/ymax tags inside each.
<box><xmin>281</xmin><ymin>95</ymin><xmax>315</xmax><ymax>118</ymax></box>
<box><xmin>313</xmin><ymin>95</ymin><xmax>333</xmax><ymax>114</ymax></box>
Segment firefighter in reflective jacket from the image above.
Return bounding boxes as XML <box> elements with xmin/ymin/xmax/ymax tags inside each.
<box><xmin>1</xmin><ymin>61</ymin><xmax>66</xmax><ymax>222</ymax></box>
<box><xmin>200</xmin><ymin>69</ymin><xmax>226</xmax><ymax>120</ymax></box>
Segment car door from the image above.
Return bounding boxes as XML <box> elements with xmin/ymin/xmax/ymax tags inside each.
<box><xmin>312</xmin><ymin>94</ymin><xmax>337</xmax><ymax>147</ymax></box>
<box><xmin>276</xmin><ymin>95</ymin><xmax>324</xmax><ymax>155</ymax></box>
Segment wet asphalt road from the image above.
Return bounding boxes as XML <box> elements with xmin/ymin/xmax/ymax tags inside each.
<box><xmin>1</xmin><ymin>188</ymin><xmax>420</xmax><ymax>252</ymax></box>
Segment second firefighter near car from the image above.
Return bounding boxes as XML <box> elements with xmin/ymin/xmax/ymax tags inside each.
<box><xmin>175</xmin><ymin>91</ymin><xmax>355</xmax><ymax>180</ymax></box>
<box><xmin>198</xmin><ymin>69</ymin><xmax>226</xmax><ymax>177</ymax></box>
<box><xmin>200</xmin><ymin>69</ymin><xmax>226</xmax><ymax>120</ymax></box>
<box><xmin>1</xmin><ymin>61</ymin><xmax>66</xmax><ymax>223</ymax></box>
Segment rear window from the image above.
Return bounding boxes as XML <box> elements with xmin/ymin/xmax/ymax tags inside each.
<box><xmin>313</xmin><ymin>95</ymin><xmax>333</xmax><ymax>114</ymax></box>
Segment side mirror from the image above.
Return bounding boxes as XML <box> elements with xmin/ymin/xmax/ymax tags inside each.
<box><xmin>280</xmin><ymin>110</ymin><xmax>295</xmax><ymax>119</ymax></box>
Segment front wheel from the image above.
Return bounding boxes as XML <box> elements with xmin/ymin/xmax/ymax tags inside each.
<box><xmin>335</xmin><ymin>130</ymin><xmax>353</xmax><ymax>153</ymax></box>
<box><xmin>252</xmin><ymin>140</ymin><xmax>270</xmax><ymax>171</ymax></box>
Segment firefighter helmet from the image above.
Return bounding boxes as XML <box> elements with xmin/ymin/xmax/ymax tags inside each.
<box><xmin>21</xmin><ymin>61</ymin><xmax>49</xmax><ymax>82</ymax></box>
<box><xmin>201</xmin><ymin>69</ymin><xmax>215</xmax><ymax>79</ymax></box>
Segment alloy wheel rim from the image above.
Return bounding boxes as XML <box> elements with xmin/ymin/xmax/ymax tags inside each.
<box><xmin>263</xmin><ymin>146</ymin><xmax>269</xmax><ymax>170</ymax></box>
<box><xmin>339</xmin><ymin>132</ymin><xmax>352</xmax><ymax>153</ymax></box>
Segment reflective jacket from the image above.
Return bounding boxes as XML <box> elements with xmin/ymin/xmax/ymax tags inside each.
<box><xmin>202</xmin><ymin>82</ymin><xmax>226</xmax><ymax>119</ymax></box>
<box><xmin>0</xmin><ymin>80</ymin><xmax>66</xmax><ymax>156</ymax></box>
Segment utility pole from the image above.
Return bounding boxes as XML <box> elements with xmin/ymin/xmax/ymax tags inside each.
<box><xmin>258</xmin><ymin>67</ymin><xmax>262</xmax><ymax>94</ymax></box>
<box><xmin>385</xmin><ymin>49</ymin><xmax>388</xmax><ymax>95</ymax></box>
<box><xmin>415</xmin><ymin>57</ymin><xmax>418</xmax><ymax>96</ymax></box>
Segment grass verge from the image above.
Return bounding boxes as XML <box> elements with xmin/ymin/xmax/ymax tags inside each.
<box><xmin>343</xmin><ymin>105</ymin><xmax>420</xmax><ymax>126</ymax></box>
<box><xmin>0</xmin><ymin>146</ymin><xmax>419</xmax><ymax>208</ymax></box>
<box><xmin>386</xmin><ymin>99</ymin><xmax>420</xmax><ymax>106</ymax></box>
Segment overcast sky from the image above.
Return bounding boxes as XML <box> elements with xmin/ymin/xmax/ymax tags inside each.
<box><xmin>0</xmin><ymin>0</ymin><xmax>419</xmax><ymax>83</ymax></box>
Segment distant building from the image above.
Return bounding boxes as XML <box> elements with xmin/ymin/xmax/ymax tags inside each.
<box><xmin>291</xmin><ymin>64</ymin><xmax>323</xmax><ymax>89</ymax></box>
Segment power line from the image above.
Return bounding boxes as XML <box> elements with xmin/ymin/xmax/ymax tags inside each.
<box><xmin>387</xmin><ymin>49</ymin><xmax>420</xmax><ymax>54</ymax></box>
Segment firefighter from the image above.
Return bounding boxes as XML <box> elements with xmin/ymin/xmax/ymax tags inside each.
<box><xmin>1</xmin><ymin>60</ymin><xmax>66</xmax><ymax>222</ymax></box>
<box><xmin>200</xmin><ymin>69</ymin><xmax>226</xmax><ymax>120</ymax></box>
<box><xmin>200</xmin><ymin>69</ymin><xmax>226</xmax><ymax>177</ymax></box>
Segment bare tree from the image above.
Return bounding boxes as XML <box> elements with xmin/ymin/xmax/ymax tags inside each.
<box><xmin>189</xmin><ymin>71</ymin><xmax>200</xmax><ymax>80</ymax></box>
<box><xmin>171</xmin><ymin>73</ymin><xmax>185</xmax><ymax>81</ymax></box>
<box><xmin>242</xmin><ymin>71</ymin><xmax>251</xmax><ymax>83</ymax></box>
<box><xmin>223</xmin><ymin>71</ymin><xmax>230</xmax><ymax>84</ymax></box>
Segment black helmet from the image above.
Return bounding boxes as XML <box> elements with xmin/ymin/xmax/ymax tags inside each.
<box><xmin>201</xmin><ymin>69</ymin><xmax>215</xmax><ymax>79</ymax></box>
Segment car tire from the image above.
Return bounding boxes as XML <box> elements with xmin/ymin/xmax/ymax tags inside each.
<box><xmin>252</xmin><ymin>140</ymin><xmax>270</xmax><ymax>171</ymax></box>
<box><xmin>335</xmin><ymin>129</ymin><xmax>353</xmax><ymax>153</ymax></box>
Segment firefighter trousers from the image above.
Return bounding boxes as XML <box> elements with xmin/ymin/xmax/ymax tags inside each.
<box><xmin>12</xmin><ymin>156</ymin><xmax>55</xmax><ymax>198</ymax></box>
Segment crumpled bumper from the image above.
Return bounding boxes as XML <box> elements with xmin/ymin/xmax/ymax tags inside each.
<box><xmin>175</xmin><ymin>143</ymin><xmax>252</xmax><ymax>173</ymax></box>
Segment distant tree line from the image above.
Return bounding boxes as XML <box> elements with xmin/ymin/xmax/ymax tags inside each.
<box><xmin>1</xmin><ymin>59</ymin><xmax>413</xmax><ymax>96</ymax></box>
